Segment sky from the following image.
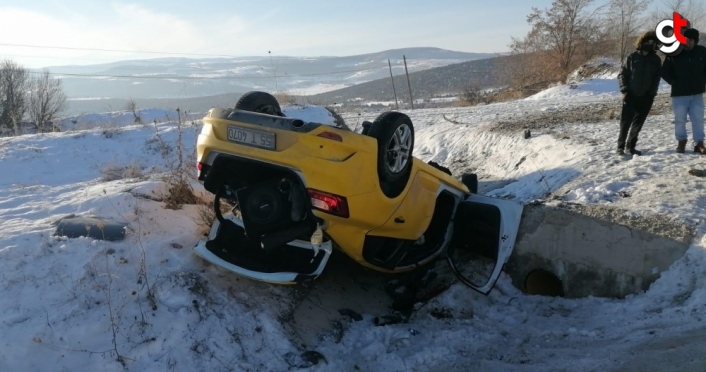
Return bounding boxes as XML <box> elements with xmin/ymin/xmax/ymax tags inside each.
<box><xmin>0</xmin><ymin>0</ymin><xmax>555</xmax><ymax>68</ymax></box>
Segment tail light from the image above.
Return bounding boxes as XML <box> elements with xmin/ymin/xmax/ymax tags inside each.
<box><xmin>197</xmin><ymin>162</ymin><xmax>208</xmax><ymax>180</ymax></box>
<box><xmin>317</xmin><ymin>132</ymin><xmax>342</xmax><ymax>142</ymax></box>
<box><xmin>308</xmin><ymin>189</ymin><xmax>349</xmax><ymax>218</ymax></box>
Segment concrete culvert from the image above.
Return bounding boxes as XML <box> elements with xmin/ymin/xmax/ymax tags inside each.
<box><xmin>505</xmin><ymin>202</ymin><xmax>695</xmax><ymax>299</ymax></box>
<box><xmin>524</xmin><ymin>269</ymin><xmax>564</xmax><ymax>297</ymax></box>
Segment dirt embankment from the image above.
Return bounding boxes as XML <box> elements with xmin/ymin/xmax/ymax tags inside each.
<box><xmin>490</xmin><ymin>94</ymin><xmax>673</xmax><ymax>135</ymax></box>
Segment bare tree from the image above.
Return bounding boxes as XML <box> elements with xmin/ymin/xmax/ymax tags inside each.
<box><xmin>523</xmin><ymin>0</ymin><xmax>607</xmax><ymax>79</ymax></box>
<box><xmin>126</xmin><ymin>98</ymin><xmax>141</xmax><ymax>124</ymax></box>
<box><xmin>0</xmin><ymin>60</ymin><xmax>29</xmax><ymax>136</ymax></box>
<box><xmin>606</xmin><ymin>0</ymin><xmax>654</xmax><ymax>61</ymax></box>
<box><xmin>649</xmin><ymin>0</ymin><xmax>706</xmax><ymax>29</ymax></box>
<box><xmin>461</xmin><ymin>85</ymin><xmax>483</xmax><ymax>105</ymax></box>
<box><xmin>0</xmin><ymin>69</ymin><xmax>6</xmax><ymax>136</ymax></box>
<box><xmin>28</xmin><ymin>70</ymin><xmax>67</xmax><ymax>133</ymax></box>
<box><xmin>503</xmin><ymin>37</ymin><xmax>565</xmax><ymax>96</ymax></box>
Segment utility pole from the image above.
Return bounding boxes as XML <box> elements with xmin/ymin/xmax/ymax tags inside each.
<box><xmin>268</xmin><ymin>51</ymin><xmax>278</xmax><ymax>93</ymax></box>
<box><xmin>388</xmin><ymin>59</ymin><xmax>399</xmax><ymax>110</ymax></box>
<box><xmin>403</xmin><ymin>55</ymin><xmax>414</xmax><ymax>109</ymax></box>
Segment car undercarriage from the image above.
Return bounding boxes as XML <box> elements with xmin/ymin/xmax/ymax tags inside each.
<box><xmin>192</xmin><ymin>91</ymin><xmax>523</xmax><ymax>295</ymax></box>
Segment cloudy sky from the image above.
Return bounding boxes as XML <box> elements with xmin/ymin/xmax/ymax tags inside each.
<box><xmin>0</xmin><ymin>0</ymin><xmax>676</xmax><ymax>69</ymax></box>
<box><xmin>0</xmin><ymin>0</ymin><xmax>556</xmax><ymax>68</ymax></box>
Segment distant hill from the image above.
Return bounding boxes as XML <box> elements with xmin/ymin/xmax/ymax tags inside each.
<box><xmin>42</xmin><ymin>47</ymin><xmax>497</xmax><ymax>103</ymax></box>
<box><xmin>63</xmin><ymin>93</ymin><xmax>243</xmax><ymax>116</ymax></box>
<box><xmin>332</xmin><ymin>47</ymin><xmax>497</xmax><ymax>62</ymax></box>
<box><xmin>60</xmin><ymin>53</ymin><xmax>515</xmax><ymax>116</ymax></box>
<box><xmin>307</xmin><ymin>54</ymin><xmax>511</xmax><ymax>106</ymax></box>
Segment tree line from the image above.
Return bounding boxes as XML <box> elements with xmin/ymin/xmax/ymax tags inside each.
<box><xmin>498</xmin><ymin>0</ymin><xmax>706</xmax><ymax>98</ymax></box>
<box><xmin>0</xmin><ymin>59</ymin><xmax>67</xmax><ymax>136</ymax></box>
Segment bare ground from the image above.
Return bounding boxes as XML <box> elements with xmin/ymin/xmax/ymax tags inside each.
<box><xmin>490</xmin><ymin>93</ymin><xmax>673</xmax><ymax>135</ymax></box>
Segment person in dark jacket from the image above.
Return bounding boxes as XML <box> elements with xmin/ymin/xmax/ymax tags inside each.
<box><xmin>661</xmin><ymin>28</ymin><xmax>706</xmax><ymax>154</ymax></box>
<box><xmin>616</xmin><ymin>30</ymin><xmax>662</xmax><ymax>156</ymax></box>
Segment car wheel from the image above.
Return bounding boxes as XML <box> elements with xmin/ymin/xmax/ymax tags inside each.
<box><xmin>367</xmin><ymin>111</ymin><xmax>415</xmax><ymax>198</ymax></box>
<box><xmin>461</xmin><ymin>173</ymin><xmax>478</xmax><ymax>194</ymax></box>
<box><xmin>235</xmin><ymin>91</ymin><xmax>284</xmax><ymax>116</ymax></box>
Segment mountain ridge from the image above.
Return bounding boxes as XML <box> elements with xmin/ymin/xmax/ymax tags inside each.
<box><xmin>41</xmin><ymin>47</ymin><xmax>497</xmax><ymax>102</ymax></box>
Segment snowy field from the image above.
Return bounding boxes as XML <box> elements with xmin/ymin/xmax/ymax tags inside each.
<box><xmin>1</xmin><ymin>74</ymin><xmax>705</xmax><ymax>371</ymax></box>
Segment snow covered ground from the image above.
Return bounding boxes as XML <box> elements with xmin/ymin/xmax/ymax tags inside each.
<box><xmin>1</xmin><ymin>74</ymin><xmax>706</xmax><ymax>371</ymax></box>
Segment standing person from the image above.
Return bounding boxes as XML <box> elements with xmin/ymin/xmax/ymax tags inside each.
<box><xmin>661</xmin><ymin>28</ymin><xmax>706</xmax><ymax>154</ymax></box>
<box><xmin>616</xmin><ymin>30</ymin><xmax>662</xmax><ymax>156</ymax></box>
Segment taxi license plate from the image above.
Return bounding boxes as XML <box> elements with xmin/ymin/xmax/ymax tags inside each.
<box><xmin>227</xmin><ymin>125</ymin><xmax>275</xmax><ymax>150</ymax></box>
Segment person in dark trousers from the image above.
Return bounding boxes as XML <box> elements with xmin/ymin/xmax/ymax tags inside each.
<box><xmin>661</xmin><ymin>28</ymin><xmax>706</xmax><ymax>154</ymax></box>
<box><xmin>616</xmin><ymin>30</ymin><xmax>662</xmax><ymax>156</ymax></box>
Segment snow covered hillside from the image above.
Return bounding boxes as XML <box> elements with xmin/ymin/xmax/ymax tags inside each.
<box><xmin>1</xmin><ymin>75</ymin><xmax>706</xmax><ymax>371</ymax></box>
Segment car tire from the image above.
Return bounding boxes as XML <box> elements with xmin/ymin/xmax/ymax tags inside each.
<box><xmin>235</xmin><ymin>91</ymin><xmax>284</xmax><ymax>116</ymax></box>
<box><xmin>461</xmin><ymin>173</ymin><xmax>478</xmax><ymax>194</ymax></box>
<box><xmin>367</xmin><ymin>111</ymin><xmax>415</xmax><ymax>198</ymax></box>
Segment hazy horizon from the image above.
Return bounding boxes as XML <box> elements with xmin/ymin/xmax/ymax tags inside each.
<box><xmin>0</xmin><ymin>0</ymin><xmax>552</xmax><ymax>69</ymax></box>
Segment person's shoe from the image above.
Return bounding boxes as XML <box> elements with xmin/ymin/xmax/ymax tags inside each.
<box><xmin>616</xmin><ymin>148</ymin><xmax>625</xmax><ymax>155</ymax></box>
<box><xmin>677</xmin><ymin>140</ymin><xmax>687</xmax><ymax>153</ymax></box>
<box><xmin>628</xmin><ymin>148</ymin><xmax>642</xmax><ymax>156</ymax></box>
<box><xmin>695</xmin><ymin>141</ymin><xmax>706</xmax><ymax>155</ymax></box>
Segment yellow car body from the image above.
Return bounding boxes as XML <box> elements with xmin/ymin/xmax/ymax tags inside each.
<box><xmin>192</xmin><ymin>92</ymin><xmax>523</xmax><ymax>295</ymax></box>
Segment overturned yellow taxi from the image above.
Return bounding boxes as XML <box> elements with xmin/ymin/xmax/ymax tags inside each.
<box><xmin>193</xmin><ymin>91</ymin><xmax>522</xmax><ymax>295</ymax></box>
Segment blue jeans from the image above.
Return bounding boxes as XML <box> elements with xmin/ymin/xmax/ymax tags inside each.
<box><xmin>672</xmin><ymin>94</ymin><xmax>705</xmax><ymax>144</ymax></box>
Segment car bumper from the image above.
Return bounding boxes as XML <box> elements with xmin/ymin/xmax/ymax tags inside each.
<box><xmin>193</xmin><ymin>213</ymin><xmax>332</xmax><ymax>284</ymax></box>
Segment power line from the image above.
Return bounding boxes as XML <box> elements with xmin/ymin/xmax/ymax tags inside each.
<box><xmin>25</xmin><ymin>66</ymin><xmax>390</xmax><ymax>80</ymax></box>
<box><xmin>0</xmin><ymin>42</ymin><xmax>495</xmax><ymax>84</ymax></box>
<box><xmin>0</xmin><ymin>53</ymin><xmax>136</xmax><ymax>64</ymax></box>
<box><xmin>0</xmin><ymin>43</ymin><xmax>470</xmax><ymax>81</ymax></box>
<box><xmin>1</xmin><ymin>42</ymin><xmax>495</xmax><ymax>86</ymax></box>
<box><xmin>0</xmin><ymin>42</ymin><xmax>240</xmax><ymax>58</ymax></box>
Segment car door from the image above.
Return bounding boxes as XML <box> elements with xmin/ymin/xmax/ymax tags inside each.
<box><xmin>448</xmin><ymin>194</ymin><xmax>524</xmax><ymax>295</ymax></box>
